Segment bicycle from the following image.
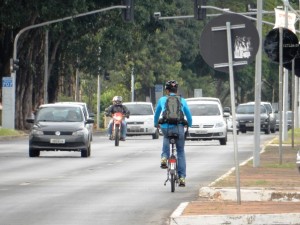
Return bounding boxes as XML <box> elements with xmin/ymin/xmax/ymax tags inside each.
<box><xmin>164</xmin><ymin>132</ymin><xmax>178</xmax><ymax>192</ymax></box>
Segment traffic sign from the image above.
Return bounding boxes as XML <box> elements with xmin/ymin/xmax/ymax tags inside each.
<box><xmin>263</xmin><ymin>28</ymin><xmax>299</xmax><ymax>64</ymax></box>
<box><xmin>200</xmin><ymin>13</ymin><xmax>259</xmax><ymax>73</ymax></box>
<box><xmin>283</xmin><ymin>49</ymin><xmax>300</xmax><ymax>77</ymax></box>
<box><xmin>2</xmin><ymin>77</ymin><xmax>13</xmax><ymax>87</ymax></box>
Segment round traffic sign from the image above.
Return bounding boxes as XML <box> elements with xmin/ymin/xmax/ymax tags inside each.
<box><xmin>283</xmin><ymin>48</ymin><xmax>300</xmax><ymax>77</ymax></box>
<box><xmin>200</xmin><ymin>13</ymin><xmax>259</xmax><ymax>73</ymax></box>
<box><xmin>263</xmin><ymin>28</ymin><xmax>299</xmax><ymax>64</ymax></box>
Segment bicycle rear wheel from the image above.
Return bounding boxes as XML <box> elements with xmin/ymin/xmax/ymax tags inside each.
<box><xmin>170</xmin><ymin>173</ymin><xmax>175</xmax><ymax>192</ymax></box>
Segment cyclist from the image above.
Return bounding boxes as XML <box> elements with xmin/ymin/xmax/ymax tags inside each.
<box><xmin>105</xmin><ymin>96</ymin><xmax>130</xmax><ymax>141</ymax></box>
<box><xmin>154</xmin><ymin>80</ymin><xmax>192</xmax><ymax>187</ymax></box>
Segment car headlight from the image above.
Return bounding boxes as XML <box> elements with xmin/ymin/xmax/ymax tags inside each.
<box><xmin>215</xmin><ymin>122</ymin><xmax>225</xmax><ymax>128</ymax></box>
<box><xmin>72</xmin><ymin>129</ymin><xmax>85</xmax><ymax>136</ymax></box>
<box><xmin>261</xmin><ymin>117</ymin><xmax>269</xmax><ymax>123</ymax></box>
<box><xmin>145</xmin><ymin>118</ymin><xmax>153</xmax><ymax>125</ymax></box>
<box><xmin>31</xmin><ymin>129</ymin><xmax>43</xmax><ymax>135</ymax></box>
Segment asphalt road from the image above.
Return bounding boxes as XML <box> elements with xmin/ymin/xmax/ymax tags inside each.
<box><xmin>0</xmin><ymin>132</ymin><xmax>276</xmax><ymax>225</ymax></box>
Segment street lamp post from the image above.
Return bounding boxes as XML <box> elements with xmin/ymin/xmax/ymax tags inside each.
<box><xmin>8</xmin><ymin>5</ymin><xmax>126</xmax><ymax>129</ymax></box>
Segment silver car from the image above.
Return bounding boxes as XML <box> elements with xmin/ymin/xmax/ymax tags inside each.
<box><xmin>26</xmin><ymin>103</ymin><xmax>94</xmax><ymax>157</ymax></box>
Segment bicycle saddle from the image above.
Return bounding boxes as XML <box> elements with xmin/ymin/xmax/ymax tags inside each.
<box><xmin>168</xmin><ymin>133</ymin><xmax>178</xmax><ymax>139</ymax></box>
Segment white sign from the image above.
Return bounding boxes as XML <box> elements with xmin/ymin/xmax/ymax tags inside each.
<box><xmin>194</xmin><ymin>89</ymin><xmax>202</xmax><ymax>97</ymax></box>
<box><xmin>274</xmin><ymin>8</ymin><xmax>296</xmax><ymax>33</ymax></box>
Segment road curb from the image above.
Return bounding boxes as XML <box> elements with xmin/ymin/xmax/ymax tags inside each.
<box><xmin>170</xmin><ymin>205</ymin><xmax>300</xmax><ymax>225</ymax></box>
<box><xmin>199</xmin><ymin>187</ymin><xmax>300</xmax><ymax>202</ymax></box>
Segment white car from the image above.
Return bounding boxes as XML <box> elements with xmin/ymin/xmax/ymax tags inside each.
<box><xmin>122</xmin><ymin>102</ymin><xmax>159</xmax><ymax>139</ymax></box>
<box><xmin>186</xmin><ymin>100</ymin><xmax>227</xmax><ymax>145</ymax></box>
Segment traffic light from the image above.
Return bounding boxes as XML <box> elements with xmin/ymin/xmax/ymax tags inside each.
<box><xmin>104</xmin><ymin>71</ymin><xmax>110</xmax><ymax>81</ymax></box>
<box><xmin>122</xmin><ymin>0</ymin><xmax>134</xmax><ymax>22</ymax></box>
<box><xmin>246</xmin><ymin>3</ymin><xmax>257</xmax><ymax>18</ymax></box>
<box><xmin>9</xmin><ymin>58</ymin><xmax>19</xmax><ymax>73</ymax></box>
<box><xmin>194</xmin><ymin>0</ymin><xmax>207</xmax><ymax>20</ymax></box>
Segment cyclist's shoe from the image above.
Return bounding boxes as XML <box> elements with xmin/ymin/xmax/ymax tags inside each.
<box><xmin>179</xmin><ymin>177</ymin><xmax>186</xmax><ymax>187</ymax></box>
<box><xmin>109</xmin><ymin>135</ymin><xmax>113</xmax><ymax>140</ymax></box>
<box><xmin>120</xmin><ymin>137</ymin><xmax>126</xmax><ymax>141</ymax></box>
<box><xmin>160</xmin><ymin>157</ymin><xmax>168</xmax><ymax>169</ymax></box>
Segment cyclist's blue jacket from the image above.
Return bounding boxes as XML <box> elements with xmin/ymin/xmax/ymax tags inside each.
<box><xmin>154</xmin><ymin>93</ymin><xmax>192</xmax><ymax>128</ymax></box>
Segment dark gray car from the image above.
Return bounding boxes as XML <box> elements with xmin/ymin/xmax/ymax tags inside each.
<box><xmin>236</xmin><ymin>102</ymin><xmax>271</xmax><ymax>134</ymax></box>
<box><xmin>26</xmin><ymin>103</ymin><xmax>94</xmax><ymax>157</ymax></box>
<box><xmin>260</xmin><ymin>102</ymin><xmax>276</xmax><ymax>133</ymax></box>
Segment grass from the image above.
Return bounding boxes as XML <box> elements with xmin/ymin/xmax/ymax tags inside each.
<box><xmin>264</xmin><ymin>162</ymin><xmax>296</xmax><ymax>169</ymax></box>
<box><xmin>0</xmin><ymin>128</ymin><xmax>25</xmax><ymax>136</ymax></box>
<box><xmin>271</xmin><ymin>128</ymin><xmax>300</xmax><ymax>145</ymax></box>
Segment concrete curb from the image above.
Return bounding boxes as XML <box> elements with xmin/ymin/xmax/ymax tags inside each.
<box><xmin>199</xmin><ymin>187</ymin><xmax>300</xmax><ymax>202</ymax></box>
<box><xmin>170</xmin><ymin>205</ymin><xmax>300</xmax><ymax>225</ymax></box>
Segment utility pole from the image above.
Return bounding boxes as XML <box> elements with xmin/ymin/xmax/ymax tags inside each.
<box><xmin>44</xmin><ymin>30</ymin><xmax>49</xmax><ymax>104</ymax></box>
<box><xmin>253</xmin><ymin>0</ymin><xmax>263</xmax><ymax>167</ymax></box>
<box><xmin>131</xmin><ymin>66</ymin><xmax>134</xmax><ymax>102</ymax></box>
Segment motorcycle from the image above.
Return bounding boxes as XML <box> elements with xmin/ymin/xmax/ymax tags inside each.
<box><xmin>111</xmin><ymin>112</ymin><xmax>124</xmax><ymax>146</ymax></box>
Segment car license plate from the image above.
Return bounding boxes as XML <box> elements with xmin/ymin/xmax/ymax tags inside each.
<box><xmin>50</xmin><ymin>139</ymin><xmax>65</xmax><ymax>144</ymax></box>
<box><xmin>195</xmin><ymin>130</ymin><xmax>207</xmax><ymax>134</ymax></box>
<box><xmin>246</xmin><ymin>123</ymin><xmax>253</xmax><ymax>127</ymax></box>
<box><xmin>130</xmin><ymin>126</ymin><xmax>140</xmax><ymax>130</ymax></box>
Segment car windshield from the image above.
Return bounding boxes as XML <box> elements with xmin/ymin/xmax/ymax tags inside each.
<box><xmin>263</xmin><ymin>103</ymin><xmax>272</xmax><ymax>113</ymax></box>
<box><xmin>236</xmin><ymin>105</ymin><xmax>266</xmax><ymax>114</ymax></box>
<box><xmin>188</xmin><ymin>104</ymin><xmax>220</xmax><ymax>116</ymax></box>
<box><xmin>124</xmin><ymin>104</ymin><xmax>153</xmax><ymax>115</ymax></box>
<box><xmin>276</xmin><ymin>111</ymin><xmax>292</xmax><ymax>120</ymax></box>
<box><xmin>36</xmin><ymin>107</ymin><xmax>83</xmax><ymax>122</ymax></box>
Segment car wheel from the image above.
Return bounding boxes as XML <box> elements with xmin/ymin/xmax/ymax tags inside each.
<box><xmin>81</xmin><ymin>148</ymin><xmax>88</xmax><ymax>158</ymax></box>
<box><xmin>265</xmin><ymin>124</ymin><xmax>271</xmax><ymax>134</ymax></box>
<box><xmin>271</xmin><ymin>124</ymin><xmax>276</xmax><ymax>133</ymax></box>
<box><xmin>87</xmin><ymin>144</ymin><xmax>91</xmax><ymax>157</ymax></box>
<box><xmin>152</xmin><ymin>129</ymin><xmax>159</xmax><ymax>139</ymax></box>
<box><xmin>29</xmin><ymin>147</ymin><xmax>40</xmax><ymax>157</ymax></box>
<box><xmin>219</xmin><ymin>137</ymin><xmax>227</xmax><ymax>145</ymax></box>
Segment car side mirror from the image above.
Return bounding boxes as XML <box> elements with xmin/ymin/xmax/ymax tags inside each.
<box><xmin>223</xmin><ymin>112</ymin><xmax>230</xmax><ymax>118</ymax></box>
<box><xmin>86</xmin><ymin>118</ymin><xmax>94</xmax><ymax>124</ymax></box>
<box><xmin>26</xmin><ymin>118</ymin><xmax>34</xmax><ymax>123</ymax></box>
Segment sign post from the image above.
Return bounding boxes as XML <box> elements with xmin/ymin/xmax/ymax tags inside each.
<box><xmin>200</xmin><ymin>13</ymin><xmax>259</xmax><ymax>204</ymax></box>
<box><xmin>2</xmin><ymin>76</ymin><xmax>15</xmax><ymax>129</ymax></box>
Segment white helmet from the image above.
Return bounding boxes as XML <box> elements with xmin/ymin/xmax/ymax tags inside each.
<box><xmin>112</xmin><ymin>96</ymin><xmax>122</xmax><ymax>104</ymax></box>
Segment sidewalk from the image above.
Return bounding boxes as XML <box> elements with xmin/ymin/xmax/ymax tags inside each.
<box><xmin>170</xmin><ymin>142</ymin><xmax>300</xmax><ymax>225</ymax></box>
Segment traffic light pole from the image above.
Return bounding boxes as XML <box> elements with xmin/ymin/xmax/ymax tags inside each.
<box><xmin>9</xmin><ymin>5</ymin><xmax>126</xmax><ymax>129</ymax></box>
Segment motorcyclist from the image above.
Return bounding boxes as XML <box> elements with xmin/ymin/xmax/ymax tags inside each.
<box><xmin>105</xmin><ymin>96</ymin><xmax>130</xmax><ymax>141</ymax></box>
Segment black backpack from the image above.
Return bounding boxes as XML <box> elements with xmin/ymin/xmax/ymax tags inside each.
<box><xmin>162</xmin><ymin>95</ymin><xmax>184</xmax><ymax>124</ymax></box>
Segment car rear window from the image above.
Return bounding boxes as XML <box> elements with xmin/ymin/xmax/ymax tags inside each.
<box><xmin>124</xmin><ymin>104</ymin><xmax>153</xmax><ymax>115</ymax></box>
<box><xmin>188</xmin><ymin>104</ymin><xmax>220</xmax><ymax>116</ymax></box>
